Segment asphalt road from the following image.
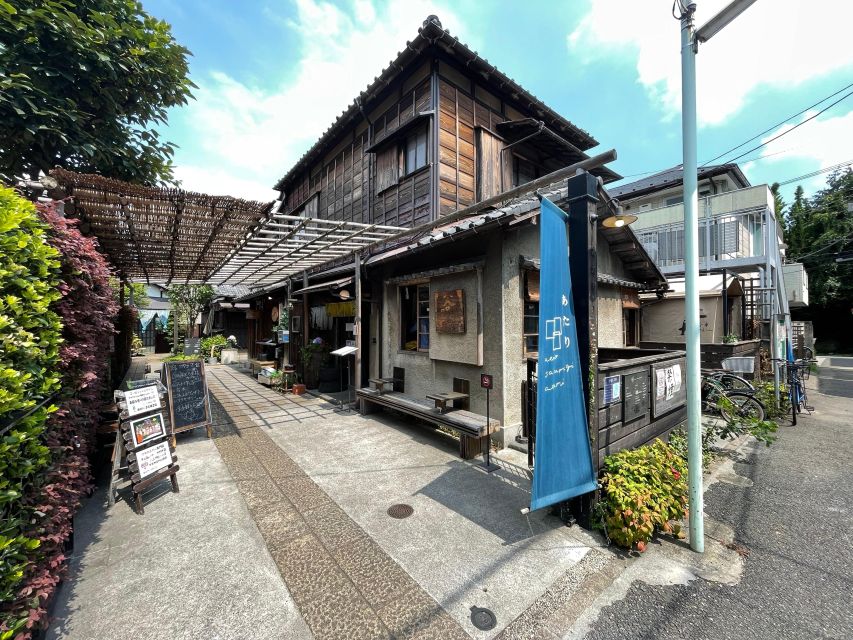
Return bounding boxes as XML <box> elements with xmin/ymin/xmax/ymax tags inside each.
<box><xmin>582</xmin><ymin>360</ymin><xmax>853</xmax><ymax>640</ymax></box>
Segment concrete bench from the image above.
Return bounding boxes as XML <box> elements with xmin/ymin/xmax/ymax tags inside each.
<box><xmin>356</xmin><ymin>388</ymin><xmax>499</xmax><ymax>460</ymax></box>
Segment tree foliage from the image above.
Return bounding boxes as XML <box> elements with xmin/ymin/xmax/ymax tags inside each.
<box><xmin>783</xmin><ymin>170</ymin><xmax>853</xmax><ymax>306</ymax></box>
<box><xmin>167</xmin><ymin>284</ymin><xmax>213</xmax><ymax>349</ymax></box>
<box><xmin>0</xmin><ymin>0</ymin><xmax>194</xmax><ymax>184</ymax></box>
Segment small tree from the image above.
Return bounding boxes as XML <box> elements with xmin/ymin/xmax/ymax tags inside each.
<box><xmin>166</xmin><ymin>284</ymin><xmax>214</xmax><ymax>352</ymax></box>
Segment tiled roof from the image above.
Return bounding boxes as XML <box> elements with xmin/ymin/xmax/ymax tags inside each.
<box><xmin>274</xmin><ymin>16</ymin><xmax>601</xmax><ymax>192</ymax></box>
<box><xmin>608</xmin><ymin>163</ymin><xmax>750</xmax><ymax>200</ymax></box>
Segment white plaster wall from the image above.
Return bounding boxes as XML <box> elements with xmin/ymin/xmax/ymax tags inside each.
<box><xmin>597</xmin><ymin>284</ymin><xmax>624</xmax><ymax>348</ymax></box>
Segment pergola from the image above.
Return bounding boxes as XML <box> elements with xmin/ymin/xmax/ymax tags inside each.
<box><xmin>207</xmin><ymin>211</ymin><xmax>407</xmax><ymax>289</ymax></box>
<box><xmin>51</xmin><ymin>168</ymin><xmax>274</xmax><ymax>284</ymax></box>
<box><xmin>50</xmin><ymin>168</ymin><xmax>407</xmax><ymax>288</ymax></box>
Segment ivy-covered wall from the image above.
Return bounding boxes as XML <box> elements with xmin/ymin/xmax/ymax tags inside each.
<box><xmin>0</xmin><ymin>189</ymin><xmax>117</xmax><ymax>639</ymax></box>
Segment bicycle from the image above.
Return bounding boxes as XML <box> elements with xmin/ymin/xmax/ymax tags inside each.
<box><xmin>771</xmin><ymin>358</ymin><xmax>814</xmax><ymax>425</ymax></box>
<box><xmin>701</xmin><ymin>374</ymin><xmax>766</xmax><ymax>423</ymax></box>
<box><xmin>701</xmin><ymin>368</ymin><xmax>755</xmax><ymax>392</ymax></box>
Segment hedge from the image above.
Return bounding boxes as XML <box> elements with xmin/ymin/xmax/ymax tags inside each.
<box><xmin>1</xmin><ymin>190</ymin><xmax>118</xmax><ymax>639</ymax></box>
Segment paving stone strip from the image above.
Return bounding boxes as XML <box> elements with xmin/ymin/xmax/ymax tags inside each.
<box><xmin>205</xmin><ymin>366</ymin><xmax>469</xmax><ymax>640</ymax></box>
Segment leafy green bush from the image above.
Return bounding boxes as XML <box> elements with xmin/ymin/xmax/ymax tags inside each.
<box><xmin>755</xmin><ymin>381</ymin><xmax>790</xmax><ymax>421</ymax></box>
<box><xmin>668</xmin><ymin>427</ymin><xmax>714</xmax><ymax>470</ymax></box>
<box><xmin>0</xmin><ymin>188</ymin><xmax>62</xmax><ymax>638</ymax></box>
<box><xmin>163</xmin><ymin>353</ymin><xmax>201</xmax><ymax>362</ymax></box>
<box><xmin>596</xmin><ymin>439</ymin><xmax>688</xmax><ymax>550</ymax></box>
<box><xmin>200</xmin><ymin>334</ymin><xmax>227</xmax><ymax>358</ymax></box>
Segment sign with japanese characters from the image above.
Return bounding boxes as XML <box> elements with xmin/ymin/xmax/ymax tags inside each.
<box><xmin>134</xmin><ymin>440</ymin><xmax>172</xmax><ymax>479</ymax></box>
<box><xmin>530</xmin><ymin>198</ymin><xmax>597</xmax><ymax>512</ymax></box>
<box><xmin>124</xmin><ymin>385</ymin><xmax>161</xmax><ymax>418</ymax></box>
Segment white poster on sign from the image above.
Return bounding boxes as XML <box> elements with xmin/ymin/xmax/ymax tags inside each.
<box><xmin>124</xmin><ymin>385</ymin><xmax>161</xmax><ymax>417</ymax></box>
<box><xmin>135</xmin><ymin>441</ymin><xmax>172</xmax><ymax>479</ymax></box>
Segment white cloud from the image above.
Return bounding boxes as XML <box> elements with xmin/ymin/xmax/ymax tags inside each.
<box><xmin>171</xmin><ymin>0</ymin><xmax>464</xmax><ymax>197</ymax></box>
<box><xmin>568</xmin><ymin>0</ymin><xmax>853</xmax><ymax>126</ymax></box>
<box><xmin>741</xmin><ymin>109</ymin><xmax>853</xmax><ymax>192</ymax></box>
<box><xmin>172</xmin><ymin>165</ymin><xmax>278</xmax><ymax>202</ymax></box>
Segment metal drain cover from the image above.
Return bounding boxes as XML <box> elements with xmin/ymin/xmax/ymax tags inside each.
<box><xmin>470</xmin><ymin>606</ymin><xmax>497</xmax><ymax>631</ymax></box>
<box><xmin>387</xmin><ymin>503</ymin><xmax>414</xmax><ymax>519</ymax></box>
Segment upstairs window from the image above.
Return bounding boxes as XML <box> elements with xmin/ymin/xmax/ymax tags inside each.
<box><xmin>404</xmin><ymin>128</ymin><xmax>428</xmax><ymax>175</ymax></box>
<box><xmin>400</xmin><ymin>284</ymin><xmax>430</xmax><ymax>352</ymax></box>
<box><xmin>512</xmin><ymin>155</ymin><xmax>539</xmax><ymax>188</ymax></box>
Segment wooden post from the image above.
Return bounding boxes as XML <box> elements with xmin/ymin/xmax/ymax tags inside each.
<box><xmin>354</xmin><ymin>253</ymin><xmax>362</xmax><ymax>390</ymax></box>
<box><xmin>302</xmin><ymin>271</ymin><xmax>309</xmax><ymax>348</ymax></box>
<box><xmin>566</xmin><ymin>171</ymin><xmax>600</xmax><ymax>525</ymax></box>
<box><xmin>119</xmin><ymin>278</ymin><xmax>126</xmax><ymax>307</ymax></box>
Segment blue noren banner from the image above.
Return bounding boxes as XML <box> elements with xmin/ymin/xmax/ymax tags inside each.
<box><xmin>530</xmin><ymin>197</ymin><xmax>598</xmax><ymax>511</ymax></box>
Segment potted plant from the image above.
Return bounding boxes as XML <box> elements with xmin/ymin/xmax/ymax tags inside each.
<box><xmin>221</xmin><ymin>334</ymin><xmax>239</xmax><ymax>364</ymax></box>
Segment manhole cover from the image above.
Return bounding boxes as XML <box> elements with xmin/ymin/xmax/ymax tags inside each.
<box><xmin>387</xmin><ymin>503</ymin><xmax>414</xmax><ymax>519</ymax></box>
<box><xmin>470</xmin><ymin>606</ymin><xmax>496</xmax><ymax>631</ymax></box>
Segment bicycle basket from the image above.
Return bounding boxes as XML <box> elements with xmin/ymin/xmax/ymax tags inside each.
<box><xmin>721</xmin><ymin>356</ymin><xmax>755</xmax><ymax>374</ymax></box>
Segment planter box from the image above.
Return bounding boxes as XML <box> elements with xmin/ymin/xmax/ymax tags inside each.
<box><xmin>221</xmin><ymin>348</ymin><xmax>239</xmax><ymax>365</ymax></box>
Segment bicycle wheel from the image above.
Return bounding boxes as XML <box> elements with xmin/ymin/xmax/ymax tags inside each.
<box><xmin>716</xmin><ymin>373</ymin><xmax>754</xmax><ymax>391</ymax></box>
<box><xmin>720</xmin><ymin>392</ymin><xmax>766</xmax><ymax>423</ymax></box>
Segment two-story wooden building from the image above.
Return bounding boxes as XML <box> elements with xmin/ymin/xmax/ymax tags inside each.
<box><xmin>233</xmin><ymin>16</ymin><xmax>685</xmax><ymax>460</ymax></box>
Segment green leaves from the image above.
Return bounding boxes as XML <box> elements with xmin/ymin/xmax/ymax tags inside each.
<box><xmin>0</xmin><ymin>0</ymin><xmax>194</xmax><ymax>184</ymax></box>
<box><xmin>596</xmin><ymin>440</ymin><xmax>689</xmax><ymax>550</ymax></box>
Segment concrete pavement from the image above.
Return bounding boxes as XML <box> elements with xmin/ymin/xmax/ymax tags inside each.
<box><xmin>565</xmin><ymin>359</ymin><xmax>853</xmax><ymax>640</ymax></box>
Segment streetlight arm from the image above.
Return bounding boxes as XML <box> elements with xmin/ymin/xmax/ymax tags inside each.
<box><xmin>695</xmin><ymin>0</ymin><xmax>759</xmax><ymax>43</ymax></box>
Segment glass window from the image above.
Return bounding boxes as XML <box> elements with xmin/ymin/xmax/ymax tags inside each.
<box><xmin>404</xmin><ymin>128</ymin><xmax>427</xmax><ymax>175</ymax></box>
<box><xmin>523</xmin><ymin>269</ymin><xmax>539</xmax><ymax>356</ymax></box>
<box><xmin>400</xmin><ymin>284</ymin><xmax>429</xmax><ymax>351</ymax></box>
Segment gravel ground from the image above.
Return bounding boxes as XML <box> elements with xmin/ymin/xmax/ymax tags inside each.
<box><xmin>582</xmin><ymin>363</ymin><xmax>853</xmax><ymax>640</ymax></box>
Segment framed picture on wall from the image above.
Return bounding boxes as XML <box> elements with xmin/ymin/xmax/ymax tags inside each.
<box><xmin>435</xmin><ymin>289</ymin><xmax>465</xmax><ymax>334</ymax></box>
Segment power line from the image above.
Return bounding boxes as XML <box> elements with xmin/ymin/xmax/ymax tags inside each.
<box><xmin>720</xmin><ymin>90</ymin><xmax>853</xmax><ymax>164</ymax></box>
<box><xmin>775</xmin><ymin>160</ymin><xmax>853</xmax><ymax>187</ymax></box>
<box><xmin>614</xmin><ymin>82</ymin><xmax>853</xmax><ymax>185</ymax></box>
<box><xmin>702</xmin><ymin>81</ymin><xmax>853</xmax><ymax>165</ymax></box>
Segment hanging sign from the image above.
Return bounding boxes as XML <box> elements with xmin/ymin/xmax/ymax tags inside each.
<box><xmin>124</xmin><ymin>385</ymin><xmax>161</xmax><ymax>417</ymax></box>
<box><xmin>530</xmin><ymin>198</ymin><xmax>598</xmax><ymax>512</ymax></box>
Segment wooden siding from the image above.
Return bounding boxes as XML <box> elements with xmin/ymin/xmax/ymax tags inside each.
<box><xmin>282</xmin><ymin>76</ymin><xmax>431</xmax><ymax>227</ymax></box>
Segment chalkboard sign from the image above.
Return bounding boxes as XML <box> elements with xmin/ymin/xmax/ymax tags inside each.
<box><xmin>164</xmin><ymin>360</ymin><xmax>212</xmax><ymax>438</ymax></box>
<box><xmin>183</xmin><ymin>337</ymin><xmax>201</xmax><ymax>356</ymax></box>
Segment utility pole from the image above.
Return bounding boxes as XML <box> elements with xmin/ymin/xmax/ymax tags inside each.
<box><xmin>678</xmin><ymin>0</ymin><xmax>758</xmax><ymax>553</ymax></box>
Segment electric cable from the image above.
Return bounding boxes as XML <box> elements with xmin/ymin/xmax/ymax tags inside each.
<box><xmin>702</xmin><ymin>81</ymin><xmax>853</xmax><ymax>165</ymax></box>
<box><xmin>718</xmin><ymin>90</ymin><xmax>853</xmax><ymax>165</ymax></box>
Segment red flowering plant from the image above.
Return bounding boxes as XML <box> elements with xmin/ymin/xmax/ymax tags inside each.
<box><xmin>594</xmin><ymin>439</ymin><xmax>689</xmax><ymax>551</ymax></box>
<box><xmin>1</xmin><ymin>199</ymin><xmax>117</xmax><ymax>639</ymax></box>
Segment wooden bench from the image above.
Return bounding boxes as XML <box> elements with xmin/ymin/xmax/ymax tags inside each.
<box><xmin>356</xmin><ymin>388</ymin><xmax>499</xmax><ymax>460</ymax></box>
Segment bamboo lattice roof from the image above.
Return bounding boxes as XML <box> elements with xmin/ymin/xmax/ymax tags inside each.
<box><xmin>208</xmin><ymin>212</ymin><xmax>407</xmax><ymax>289</ymax></box>
<box><xmin>51</xmin><ymin>168</ymin><xmax>274</xmax><ymax>284</ymax></box>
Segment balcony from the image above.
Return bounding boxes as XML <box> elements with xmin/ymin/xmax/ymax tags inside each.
<box><xmin>629</xmin><ymin>185</ymin><xmax>778</xmax><ymax>275</ymax></box>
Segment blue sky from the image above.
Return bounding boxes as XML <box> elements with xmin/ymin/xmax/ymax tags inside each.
<box><xmin>146</xmin><ymin>0</ymin><xmax>853</xmax><ymax>204</ymax></box>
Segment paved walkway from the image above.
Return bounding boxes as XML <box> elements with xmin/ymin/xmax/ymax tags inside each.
<box><xmin>49</xmin><ymin>356</ymin><xmax>311</xmax><ymax>640</ymax></box>
<box><xmin>573</xmin><ymin>361</ymin><xmax>853</xmax><ymax>640</ymax></box>
<box><xmin>207</xmin><ymin>370</ymin><xmax>467</xmax><ymax>640</ymax></box>
<box><xmin>205</xmin><ymin>365</ymin><xmax>605</xmax><ymax>639</ymax></box>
